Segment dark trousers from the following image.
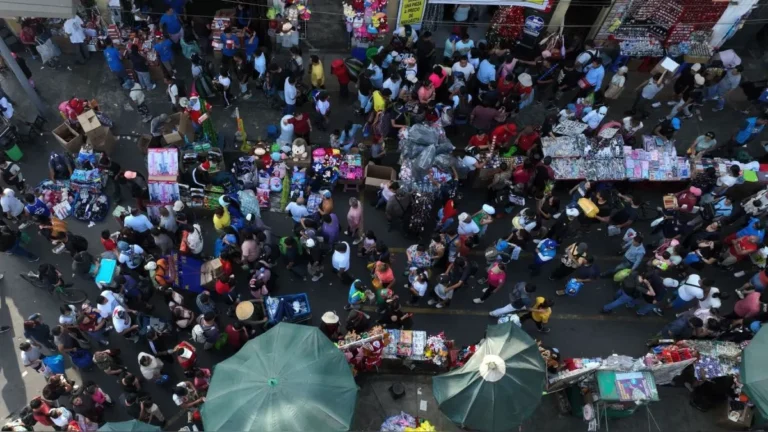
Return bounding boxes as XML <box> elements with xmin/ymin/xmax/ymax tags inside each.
<box><xmin>520</xmin><ymin>312</ymin><xmax>544</xmax><ymax>329</ymax></box>
<box><xmin>480</xmin><ymin>286</ymin><xmax>497</xmax><ymax>301</ymax></box>
<box><xmin>339</xmin><ymin>82</ymin><xmax>349</xmax><ymax>98</ymax></box>
<box><xmin>550</xmin><ymin>263</ymin><xmax>575</xmax><ymax>280</ymax></box>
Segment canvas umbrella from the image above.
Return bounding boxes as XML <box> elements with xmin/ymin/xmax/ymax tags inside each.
<box><xmin>98</xmin><ymin>420</ymin><xmax>161</xmax><ymax>432</ymax></box>
<box><xmin>433</xmin><ymin>322</ymin><xmax>545</xmax><ymax>431</ymax></box>
<box><xmin>742</xmin><ymin>326</ymin><xmax>768</xmax><ymax>416</ymax></box>
<box><xmin>201</xmin><ymin>322</ymin><xmax>358</xmax><ymax>432</ymax></box>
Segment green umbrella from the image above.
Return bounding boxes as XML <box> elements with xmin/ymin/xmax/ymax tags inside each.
<box><xmin>433</xmin><ymin>322</ymin><xmax>545</xmax><ymax>431</ymax></box>
<box><xmin>201</xmin><ymin>322</ymin><xmax>358</xmax><ymax>432</ymax></box>
<box><xmin>742</xmin><ymin>326</ymin><xmax>768</xmax><ymax>416</ymax></box>
<box><xmin>98</xmin><ymin>420</ymin><xmax>161</xmax><ymax>432</ymax></box>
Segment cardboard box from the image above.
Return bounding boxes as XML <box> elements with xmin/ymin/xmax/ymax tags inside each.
<box><xmin>200</xmin><ymin>258</ymin><xmax>223</xmax><ymax>287</ymax></box>
<box><xmin>163</xmin><ymin>132</ymin><xmax>184</xmax><ymax>148</ymax></box>
<box><xmin>168</xmin><ymin>112</ymin><xmax>195</xmax><ymax>142</ymax></box>
<box><xmin>88</xmin><ymin>129</ymin><xmax>116</xmax><ymax>155</ymax></box>
<box><xmin>77</xmin><ymin>110</ymin><xmax>103</xmax><ymax>137</ymax></box>
<box><xmin>364</xmin><ymin>163</ymin><xmax>396</xmax><ymax>188</ymax></box>
<box><xmin>52</xmin><ymin>123</ymin><xmax>83</xmax><ymax>153</ymax></box>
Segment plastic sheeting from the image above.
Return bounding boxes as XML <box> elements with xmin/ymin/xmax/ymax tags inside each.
<box><xmin>399</xmin><ymin>123</ymin><xmax>455</xmax><ymax>181</ymax></box>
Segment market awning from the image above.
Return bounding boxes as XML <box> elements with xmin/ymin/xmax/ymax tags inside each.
<box><xmin>427</xmin><ymin>0</ymin><xmax>549</xmax><ymax>11</ymax></box>
<box><xmin>0</xmin><ymin>0</ymin><xmax>76</xmax><ymax>19</ymax></box>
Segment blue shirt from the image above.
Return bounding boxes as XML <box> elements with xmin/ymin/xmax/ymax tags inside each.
<box><xmin>244</xmin><ymin>35</ymin><xmax>259</xmax><ymax>57</ymax></box>
<box><xmin>103</xmin><ymin>46</ymin><xmax>124</xmax><ymax>72</ymax></box>
<box><xmin>154</xmin><ymin>39</ymin><xmax>174</xmax><ymax>62</ymax></box>
<box><xmin>735</xmin><ymin>117</ymin><xmax>765</xmax><ymax>145</ymax></box>
<box><xmin>220</xmin><ymin>33</ymin><xmax>239</xmax><ymax>57</ymax></box>
<box><xmin>738</xmin><ymin>217</ymin><xmax>765</xmax><ymax>243</ymax></box>
<box><xmin>124</xmin><ymin>214</ymin><xmax>154</xmax><ymax>233</ymax></box>
<box><xmin>25</xmin><ymin>199</ymin><xmax>50</xmax><ymax>218</ymax></box>
<box><xmin>585</xmin><ymin>65</ymin><xmax>605</xmax><ymax>91</ymax></box>
<box><xmin>477</xmin><ymin>60</ymin><xmax>496</xmax><ymax>85</ymax></box>
<box><xmin>164</xmin><ymin>0</ymin><xmax>186</xmax><ymax>15</ymax></box>
<box><xmin>159</xmin><ymin>12</ymin><xmax>182</xmax><ymax>35</ymax></box>
<box><xmin>623</xmin><ymin>243</ymin><xmax>646</xmax><ymax>270</ymax></box>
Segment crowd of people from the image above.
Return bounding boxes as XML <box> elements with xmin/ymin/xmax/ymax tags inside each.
<box><xmin>1</xmin><ymin>6</ymin><xmax>768</xmax><ymax>429</ymax></box>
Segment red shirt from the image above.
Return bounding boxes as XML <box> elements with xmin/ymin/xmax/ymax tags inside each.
<box><xmin>517</xmin><ymin>132</ymin><xmax>540</xmax><ymax>152</ymax></box>
<box><xmin>497</xmin><ymin>77</ymin><xmax>516</xmax><ymax>95</ymax></box>
<box><xmin>226</xmin><ymin>324</ymin><xmax>247</xmax><ymax>349</ymax></box>
<box><xmin>675</xmin><ymin>191</ymin><xmax>698</xmax><ymax>213</ymax></box>
<box><xmin>330</xmin><ymin>60</ymin><xmax>351</xmax><ymax>85</ymax></box>
<box><xmin>220</xmin><ymin>258</ymin><xmax>233</xmax><ymax>277</ymax></box>
<box><xmin>288</xmin><ymin>116</ymin><xmax>311</xmax><ymax>135</ymax></box>
<box><xmin>515</xmin><ymin>82</ymin><xmax>533</xmax><ymax>96</ymax></box>
<box><xmin>469</xmin><ymin>134</ymin><xmax>489</xmax><ymax>148</ymax></box>
<box><xmin>441</xmin><ymin>199</ymin><xmax>458</xmax><ymax>224</ymax></box>
<box><xmin>729</xmin><ymin>236</ymin><xmax>758</xmax><ymax>259</ymax></box>
<box><xmin>215</xmin><ymin>279</ymin><xmax>232</xmax><ymax>295</ymax></box>
<box><xmin>101</xmin><ymin>238</ymin><xmax>117</xmax><ymax>251</ymax></box>
<box><xmin>491</xmin><ymin>124</ymin><xmax>517</xmax><ymax>145</ymax></box>
<box><xmin>513</xmin><ymin>166</ymin><xmax>532</xmax><ymax>184</ymax></box>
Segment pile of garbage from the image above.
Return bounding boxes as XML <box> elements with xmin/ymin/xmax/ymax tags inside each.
<box><xmin>398</xmin><ymin>123</ymin><xmax>455</xmax><ymax>183</ymax></box>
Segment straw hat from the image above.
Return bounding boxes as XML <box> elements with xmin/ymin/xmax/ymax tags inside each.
<box><xmin>518</xmin><ymin>73</ymin><xmax>533</xmax><ymax>87</ymax></box>
<box><xmin>321</xmin><ymin>311</ymin><xmax>340</xmax><ymax>324</ymax></box>
<box><xmin>235</xmin><ymin>301</ymin><xmax>255</xmax><ymax>321</ymax></box>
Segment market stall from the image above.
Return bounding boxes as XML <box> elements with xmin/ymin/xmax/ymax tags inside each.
<box><xmin>146</xmin><ymin>147</ymin><xmax>180</xmax><ymax>221</ymax></box>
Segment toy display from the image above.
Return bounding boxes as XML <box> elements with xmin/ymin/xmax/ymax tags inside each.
<box><xmin>344</xmin><ymin>0</ymin><xmax>388</xmax><ymax>45</ymax></box>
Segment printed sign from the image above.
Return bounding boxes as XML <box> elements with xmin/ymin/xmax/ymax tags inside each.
<box><xmin>398</xmin><ymin>0</ymin><xmax>427</xmax><ymax>26</ymax></box>
<box><xmin>524</xmin><ymin>15</ymin><xmax>545</xmax><ymax>37</ymax></box>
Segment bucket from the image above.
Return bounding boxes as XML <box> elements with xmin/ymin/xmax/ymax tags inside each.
<box><xmin>4</xmin><ymin>142</ymin><xmax>22</xmax><ymax>161</ymax></box>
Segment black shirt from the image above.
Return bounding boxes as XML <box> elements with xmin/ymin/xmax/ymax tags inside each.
<box><xmin>559</xmin><ymin>69</ymin><xmax>581</xmax><ymax>88</ymax></box>
<box><xmin>130</xmin><ymin>52</ymin><xmax>149</xmax><ymax>73</ymax></box>
<box><xmin>642</xmin><ymin>274</ymin><xmax>666</xmax><ymax>303</ymax></box>
<box><xmin>358</xmin><ymin>75</ymin><xmax>373</xmax><ymax>96</ymax></box>
<box><xmin>0</xmin><ymin>230</ymin><xmax>16</xmax><ymax>251</ymax></box>
<box><xmin>657</xmin><ymin>120</ymin><xmax>677</xmax><ymax>139</ymax></box>
<box><xmin>610</xmin><ymin>206</ymin><xmax>638</xmax><ymax>225</ymax></box>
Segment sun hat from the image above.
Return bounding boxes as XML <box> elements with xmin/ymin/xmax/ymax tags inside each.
<box><xmin>321</xmin><ymin>311</ymin><xmax>340</xmax><ymax>324</ymax></box>
<box><xmin>235</xmin><ymin>301</ymin><xmax>255</xmax><ymax>321</ymax></box>
<box><xmin>518</xmin><ymin>73</ymin><xmax>533</xmax><ymax>87</ymax></box>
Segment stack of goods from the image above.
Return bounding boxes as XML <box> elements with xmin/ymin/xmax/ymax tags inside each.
<box><xmin>619</xmin><ymin>37</ymin><xmax>665</xmax><ymax>57</ymax></box>
<box><xmin>70</xmin><ymin>169</ymin><xmax>104</xmax><ymax>193</ymax></box>
<box><xmin>339</xmin><ymin>154</ymin><xmax>364</xmax><ymax>181</ymax></box>
<box><xmin>210</xmin><ymin>10</ymin><xmax>234</xmax><ymax>51</ymax></box>
<box><xmin>148</xmin><ymin>148</ymin><xmax>179</xmax><ymax>180</ymax></box>
<box><xmin>398</xmin><ymin>330</ymin><xmax>412</xmax><ymax>357</ymax></box>
<box><xmin>255</xmin><ymin>160</ymin><xmax>288</xmax><ymax>211</ymax></box>
<box><xmin>482</xmin><ymin>155</ymin><xmax>524</xmax><ymax>170</ymax></box>
<box><xmin>586</xmin><ymin>134</ymin><xmax>624</xmax><ymax>158</ymax></box>
<box><xmin>624</xmin><ymin>144</ymin><xmax>690</xmax><ymax>181</ymax></box>
<box><xmin>149</xmin><ymin>183</ymin><xmax>181</xmax><ymax>203</ymax></box>
<box><xmin>232</xmin><ymin>156</ymin><xmax>258</xmax><ymax>189</ymax></box>
<box><xmin>550</xmin><ymin>158</ymin><xmax>585</xmax><ymax>180</ymax></box>
<box><xmin>645</xmin><ymin>344</ymin><xmax>698</xmax><ymax>384</ymax></box>
<box><xmin>181</xmin><ymin>184</ymin><xmax>224</xmax><ymax>210</ymax></box>
<box><xmin>552</xmin><ymin>120</ymin><xmax>589</xmax><ymax>137</ymax></box>
<box><xmin>424</xmin><ymin>333</ymin><xmax>448</xmax><ymax>367</ymax></box>
<box><xmin>182</xmin><ymin>147</ymin><xmax>224</xmax><ymax>173</ymax></box>
<box><xmin>311</xmin><ymin>148</ymin><xmax>342</xmax><ymax>187</ymax></box>
<box><xmin>343</xmin><ymin>0</ymin><xmax>388</xmax><ymax>45</ymax></box>
<box><xmin>398</xmin><ymin>123</ymin><xmax>454</xmax><ymax>185</ymax></box>
<box><xmin>541</xmin><ymin>135</ymin><xmax>587</xmax><ymax>157</ymax></box>
<box><xmin>454</xmin><ymin>345</ymin><xmax>478</xmax><ymax>368</ymax></box>
<box><xmin>380</xmin><ymin>412</ymin><xmax>417</xmax><ymax>432</ymax></box>
<box><xmin>35</xmin><ymin>181</ymin><xmax>74</xmax><ymax>220</ymax></box>
<box><xmin>486</xmin><ymin>7</ymin><xmax>525</xmax><ymax>47</ymax></box>
<box><xmin>72</xmin><ymin>191</ymin><xmax>110</xmax><ymax>222</ymax></box>
<box><xmin>287</xmin><ymin>167</ymin><xmax>307</xmax><ymax>200</ymax></box>
<box><xmin>383</xmin><ymin>330</ymin><xmax>428</xmax><ymax>361</ymax></box>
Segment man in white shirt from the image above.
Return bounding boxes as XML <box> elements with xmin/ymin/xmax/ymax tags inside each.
<box><xmin>452</xmin><ymin>56</ymin><xmax>475</xmax><ymax>80</ymax></box>
<box><xmin>0</xmin><ymin>97</ymin><xmax>13</xmax><ymax>120</ymax></box>
<box><xmin>97</xmin><ymin>290</ymin><xmax>121</xmax><ymax>319</ymax></box>
<box><xmin>49</xmin><ymin>407</ymin><xmax>73</xmax><ymax>429</ymax></box>
<box><xmin>63</xmin><ymin>15</ymin><xmax>90</xmax><ymax>64</ymax></box>
<box><xmin>285</xmin><ymin>197</ymin><xmax>309</xmax><ymax>223</ymax></box>
<box><xmin>669</xmin><ymin>274</ymin><xmax>705</xmax><ymax>309</ymax></box>
<box><xmin>382</xmin><ymin>75</ymin><xmax>401</xmax><ymax>101</ymax></box>
<box><xmin>123</xmin><ymin>207</ymin><xmax>154</xmax><ymax>234</ymax></box>
<box><xmin>112</xmin><ymin>306</ymin><xmax>138</xmax><ymax>336</ymax></box>
<box><xmin>714</xmin><ymin>165</ymin><xmax>741</xmax><ymax>195</ymax></box>
<box><xmin>284</xmin><ymin>76</ymin><xmax>297</xmax><ymax>115</ymax></box>
<box><xmin>118</xmin><ymin>242</ymin><xmax>145</xmax><ymax>270</ymax></box>
<box><xmin>457</xmin><ymin>212</ymin><xmax>480</xmax><ymax>236</ymax></box>
<box><xmin>19</xmin><ymin>340</ymin><xmax>44</xmax><ymax>372</ymax></box>
<box><xmin>186</xmin><ymin>223</ymin><xmax>204</xmax><ymax>256</ymax></box>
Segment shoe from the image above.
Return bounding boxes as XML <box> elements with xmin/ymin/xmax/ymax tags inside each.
<box><xmin>352</xmin><ymin>238</ymin><xmax>362</xmax><ymax>245</ymax></box>
<box><xmin>666</xmin><ymin>101</ymin><xmax>677</xmax><ymax>106</ymax></box>
<box><xmin>538</xmin><ymin>327</ymin><xmax>551</xmax><ymax>333</ymax></box>
<box><xmin>311</xmin><ymin>274</ymin><xmax>323</xmax><ymax>282</ymax></box>
<box><xmin>243</xmin><ymin>94</ymin><xmax>252</xmax><ymax>100</ymax></box>
<box><xmin>436</xmin><ymin>303</ymin><xmax>445</xmax><ymax>308</ymax></box>
<box><xmin>473</xmin><ymin>298</ymin><xmax>484</xmax><ymax>304</ymax></box>
<box><xmin>651</xmin><ymin>102</ymin><xmax>661</xmax><ymax>108</ymax></box>
<box><xmin>684</xmin><ymin>114</ymin><xmax>694</xmax><ymax>119</ymax></box>
<box><xmin>555</xmin><ymin>290</ymin><xmax>566</xmax><ymax>296</ymax></box>
<box><xmin>427</xmin><ymin>299</ymin><xmax>436</xmax><ymax>306</ymax></box>
<box><xmin>482</xmin><ymin>287</ymin><xmax>488</xmax><ymax>293</ymax></box>
<box><xmin>0</xmin><ymin>326</ymin><xmax>10</xmax><ymax>334</ymax></box>
<box><xmin>28</xmin><ymin>256</ymin><xmax>40</xmax><ymax>263</ymax></box>
<box><xmin>477</xmin><ymin>278</ymin><xmax>487</xmax><ymax>285</ymax></box>
<box><xmin>736</xmin><ymin>289</ymin><xmax>745</xmax><ymax>299</ymax></box>
<box><xmin>343</xmin><ymin>304</ymin><xmax>352</xmax><ymax>310</ymax></box>
<box><xmin>653</xmin><ymin>308</ymin><xmax>663</xmax><ymax>317</ymax></box>
<box><xmin>151</xmin><ymin>84</ymin><xmax>157</xmax><ymax>90</ymax></box>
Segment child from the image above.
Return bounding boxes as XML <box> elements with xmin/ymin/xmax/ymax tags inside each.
<box><xmin>310</xmin><ymin>55</ymin><xmax>325</xmax><ymax>89</ymax></box>
<box><xmin>192</xmin><ymin>367</ymin><xmax>212</xmax><ymax>392</ymax></box>
<box><xmin>330</xmin><ymin>59</ymin><xmax>350</xmax><ymax>99</ymax></box>
<box><xmin>406</xmin><ymin>269</ymin><xmax>429</xmax><ymax>305</ymax></box>
<box><xmin>129</xmin><ymin>83</ymin><xmax>152</xmax><ymax>123</ymax></box>
<box><xmin>428</xmin><ymin>274</ymin><xmax>454</xmax><ymax>309</ymax></box>
<box><xmin>100</xmin><ymin>230</ymin><xmax>117</xmax><ymax>252</ymax></box>
<box><xmin>358</xmin><ymin>230</ymin><xmax>377</xmax><ymax>257</ymax></box>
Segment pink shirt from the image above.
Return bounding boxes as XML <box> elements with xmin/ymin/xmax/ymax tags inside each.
<box><xmin>487</xmin><ymin>265</ymin><xmax>507</xmax><ymax>288</ymax></box>
<box><xmin>735</xmin><ymin>292</ymin><xmax>762</xmax><ymax>318</ymax></box>
<box><xmin>418</xmin><ymin>86</ymin><xmax>434</xmax><ymax>104</ymax></box>
<box><xmin>429</xmin><ymin>72</ymin><xmax>445</xmax><ymax>89</ymax></box>
<box><xmin>347</xmin><ymin>206</ymin><xmax>362</xmax><ymax>230</ymax></box>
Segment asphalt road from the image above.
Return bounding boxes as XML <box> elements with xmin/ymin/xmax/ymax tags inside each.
<box><xmin>0</xmin><ymin>48</ymin><xmax>761</xmax><ymax>429</ymax></box>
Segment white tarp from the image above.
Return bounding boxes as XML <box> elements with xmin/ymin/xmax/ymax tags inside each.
<box><xmin>427</xmin><ymin>0</ymin><xmax>550</xmax><ymax>11</ymax></box>
<box><xmin>0</xmin><ymin>0</ymin><xmax>75</xmax><ymax>19</ymax></box>
<box><xmin>710</xmin><ymin>0</ymin><xmax>760</xmax><ymax>49</ymax></box>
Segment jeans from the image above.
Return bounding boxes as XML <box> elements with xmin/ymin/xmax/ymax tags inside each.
<box><xmin>490</xmin><ymin>303</ymin><xmax>521</xmax><ymax>317</ymax></box>
<box><xmin>375</xmin><ymin>195</ymin><xmax>387</xmax><ymax>208</ymax></box>
<box><xmin>437</xmin><ymin>218</ymin><xmax>454</xmax><ymax>233</ymax></box>
<box><xmin>715</xmin><ymin>97</ymin><xmax>726</xmax><ymax>110</ymax></box>
<box><xmin>240</xmin><ymin>82</ymin><xmax>249</xmax><ymax>94</ymax></box>
<box><xmin>667</xmin><ymin>99</ymin><xmax>692</xmax><ymax>119</ymax></box>
<box><xmin>636</xmin><ymin>302</ymin><xmax>658</xmax><ymax>316</ymax></box>
<box><xmin>358</xmin><ymin>92</ymin><xmax>371</xmax><ymax>113</ymax></box>
<box><xmin>73</xmin><ymin>42</ymin><xmax>90</xmax><ymax>63</ymax></box>
<box><xmin>136</xmin><ymin>71</ymin><xmax>154</xmax><ymax>90</ymax></box>
<box><xmin>8</xmin><ymin>239</ymin><xmax>37</xmax><ymax>261</ymax></box>
<box><xmin>87</xmin><ymin>327</ymin><xmax>109</xmax><ymax>344</ymax></box>
<box><xmin>602</xmin><ymin>289</ymin><xmax>635</xmax><ymax>311</ymax></box>
<box><xmin>669</xmin><ymin>293</ymin><xmax>690</xmax><ymax>309</ymax></box>
<box><xmin>339</xmin><ymin>82</ymin><xmax>349</xmax><ymax>98</ymax></box>
<box><xmin>283</xmin><ymin>103</ymin><xmax>295</xmax><ymax>115</ymax></box>
<box><xmin>278</xmin><ymin>90</ymin><xmax>285</xmax><ymax>101</ymax></box>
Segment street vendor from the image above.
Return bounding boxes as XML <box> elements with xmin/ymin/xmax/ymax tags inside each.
<box><xmin>48</xmin><ymin>152</ymin><xmax>73</xmax><ymax>181</ymax></box>
<box><xmin>145</xmin><ymin>259</ymin><xmax>172</xmax><ymax>291</ymax></box>
<box><xmin>185</xmin><ymin>160</ymin><xmax>211</xmax><ymax>188</ymax></box>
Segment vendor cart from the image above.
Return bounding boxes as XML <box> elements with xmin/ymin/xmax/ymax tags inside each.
<box><xmin>264</xmin><ymin>293</ymin><xmax>311</xmax><ymax>327</ymax></box>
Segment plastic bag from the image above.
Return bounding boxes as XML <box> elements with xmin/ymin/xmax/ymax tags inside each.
<box><xmin>433</xmin><ymin>154</ymin><xmax>455</xmax><ymax>172</ymax></box>
<box><xmin>414</xmin><ymin>145</ymin><xmax>437</xmax><ymax>172</ymax></box>
<box><xmin>613</xmin><ymin>268</ymin><xmax>632</xmax><ymax>282</ymax></box>
<box><xmin>565</xmin><ymin>278</ymin><xmax>583</xmax><ymax>296</ymax></box>
<box><xmin>434</xmin><ymin>141</ymin><xmax>455</xmax><ymax>156</ymax></box>
<box><xmin>607</xmin><ymin>225</ymin><xmax>621</xmax><ymax>236</ymax></box>
<box><xmin>408</xmin><ymin>124</ymin><xmax>440</xmax><ymax>146</ymax></box>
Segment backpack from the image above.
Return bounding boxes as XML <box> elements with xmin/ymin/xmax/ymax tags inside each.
<box><xmin>581</xmin><ymin>49</ymin><xmax>600</xmax><ymax>67</ymax></box>
<box><xmin>69</xmin><ymin>233</ymin><xmax>89</xmax><ymax>253</ymax></box>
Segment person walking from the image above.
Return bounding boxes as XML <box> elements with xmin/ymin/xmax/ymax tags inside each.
<box><xmin>63</xmin><ymin>14</ymin><xmax>89</xmax><ymax>64</ymax></box>
<box><xmin>708</xmin><ymin>66</ymin><xmax>742</xmax><ymax>112</ymax></box>
<box><xmin>473</xmin><ymin>262</ymin><xmax>507</xmax><ymax>304</ymax></box>
<box><xmin>233</xmin><ymin>53</ymin><xmax>253</xmax><ymax>99</ymax></box>
<box><xmin>631</xmin><ymin>72</ymin><xmax>665</xmax><ymax>118</ymax></box>
<box><xmin>154</xmin><ymin>36</ymin><xmax>175</xmax><ymax>77</ymax></box>
<box><xmin>130</xmin><ymin>45</ymin><xmax>155</xmax><ymax>90</ymax></box>
<box><xmin>520</xmin><ymin>297</ymin><xmax>553</xmax><ymax>333</ymax></box>
<box><xmin>129</xmin><ymin>83</ymin><xmax>152</xmax><ymax>123</ymax></box>
<box><xmin>550</xmin><ymin>242</ymin><xmax>588</xmax><ymax>280</ymax></box>
<box><xmin>103</xmin><ymin>39</ymin><xmax>129</xmax><ymax>85</ymax></box>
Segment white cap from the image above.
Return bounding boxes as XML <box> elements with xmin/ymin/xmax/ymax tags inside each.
<box><xmin>144</xmin><ymin>261</ymin><xmax>157</xmax><ymax>271</ymax></box>
<box><xmin>458</xmin><ymin>212</ymin><xmax>469</xmax><ymax>223</ymax></box>
<box><xmin>598</xmin><ymin>106</ymin><xmax>608</xmax><ymax>115</ymax></box>
<box><xmin>482</xmin><ymin>204</ymin><xmax>496</xmax><ymax>215</ymax></box>
<box><xmin>173</xmin><ymin>200</ymin><xmax>184</xmax><ymax>212</ymax></box>
<box><xmin>691</xmin><ymin>63</ymin><xmax>702</xmax><ymax>72</ymax></box>
<box><xmin>305</xmin><ymin>238</ymin><xmax>316</xmax><ymax>248</ymax></box>
<box><xmin>694</xmin><ymin>74</ymin><xmax>705</xmax><ymax>86</ymax></box>
<box><xmin>566</xmin><ymin>208</ymin><xmax>579</xmax><ymax>218</ymax></box>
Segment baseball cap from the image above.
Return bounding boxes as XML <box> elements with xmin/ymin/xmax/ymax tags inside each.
<box><xmin>671</xmin><ymin>118</ymin><xmax>681</xmax><ymax>130</ymax></box>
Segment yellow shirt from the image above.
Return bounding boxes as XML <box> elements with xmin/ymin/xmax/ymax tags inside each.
<box><xmin>373</xmin><ymin>91</ymin><xmax>387</xmax><ymax>113</ymax></box>
<box><xmin>213</xmin><ymin>207</ymin><xmax>231</xmax><ymax>230</ymax></box>
<box><xmin>531</xmin><ymin>297</ymin><xmax>551</xmax><ymax>323</ymax></box>
<box><xmin>311</xmin><ymin>62</ymin><xmax>325</xmax><ymax>87</ymax></box>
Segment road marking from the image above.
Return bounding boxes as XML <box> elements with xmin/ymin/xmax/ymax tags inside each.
<box><xmin>360</xmin><ymin>305</ymin><xmax>665</xmax><ymax>323</ymax></box>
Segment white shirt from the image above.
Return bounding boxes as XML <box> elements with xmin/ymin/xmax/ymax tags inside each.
<box><xmin>678</xmin><ymin>274</ymin><xmax>705</xmax><ymax>302</ymax></box>
<box><xmin>380</xmin><ymin>183</ymin><xmax>395</xmax><ymax>201</ymax></box>
<box><xmin>717</xmin><ymin>175</ymin><xmax>738</xmax><ymax>187</ymax></box>
<box><xmin>112</xmin><ymin>306</ymin><xmax>131</xmax><ymax>333</ymax></box>
<box><xmin>383</xmin><ymin>78</ymin><xmax>401</xmax><ymax>100</ymax></box>
<box><xmin>412</xmin><ymin>279</ymin><xmax>428</xmax><ymax>296</ymax></box>
<box><xmin>458</xmin><ymin>220</ymin><xmax>480</xmax><ymax>235</ymax></box>
<box><xmin>575</xmin><ymin>49</ymin><xmax>598</xmax><ymax>70</ymax></box>
<box><xmin>455</xmin><ymin>40</ymin><xmax>474</xmax><ymax>55</ymax></box>
<box><xmin>254</xmin><ymin>53</ymin><xmax>267</xmax><ymax>75</ymax></box>
<box><xmin>123</xmin><ymin>214</ymin><xmax>154</xmax><ymax>233</ymax></box>
<box><xmin>461</xmin><ymin>155</ymin><xmax>479</xmax><ymax>172</ymax></box>
<box><xmin>316</xmin><ymin>99</ymin><xmax>330</xmax><ymax>115</ymax></box>
<box><xmin>699</xmin><ymin>287</ymin><xmax>722</xmax><ymax>310</ymax></box>
<box><xmin>173</xmin><ymin>382</ymin><xmax>193</xmax><ymax>406</ymax></box>
<box><xmin>452</xmin><ymin>62</ymin><xmax>475</xmax><ymax>78</ymax></box>
<box><xmin>20</xmin><ymin>343</ymin><xmax>42</xmax><ymax>367</ymax></box>
<box><xmin>168</xmin><ymin>83</ymin><xmax>179</xmax><ymax>105</ymax></box>
<box><xmin>187</xmin><ymin>224</ymin><xmax>204</xmax><ymax>254</ymax></box>
<box><xmin>332</xmin><ymin>241</ymin><xmax>351</xmax><ymax>271</ymax></box>
<box><xmin>97</xmin><ymin>290</ymin><xmax>120</xmax><ymax>319</ymax></box>
<box><xmin>64</xmin><ymin>16</ymin><xmax>86</xmax><ymax>44</ymax></box>
<box><xmin>50</xmin><ymin>408</ymin><xmax>72</xmax><ymax>428</ymax></box>
<box><xmin>622</xmin><ymin>116</ymin><xmax>643</xmax><ymax>135</ymax></box>
<box><xmin>582</xmin><ymin>110</ymin><xmax>605</xmax><ymax>130</ymax></box>
<box><xmin>118</xmin><ymin>244</ymin><xmax>145</xmax><ymax>269</ymax></box>
<box><xmin>0</xmin><ymin>195</ymin><xmax>23</xmax><ymax>217</ymax></box>
<box><xmin>285</xmin><ymin>80</ymin><xmax>297</xmax><ymax>105</ymax></box>
<box><xmin>0</xmin><ymin>97</ymin><xmax>13</xmax><ymax>119</ymax></box>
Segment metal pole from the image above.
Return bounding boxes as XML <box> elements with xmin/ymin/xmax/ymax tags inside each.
<box><xmin>0</xmin><ymin>36</ymin><xmax>48</xmax><ymax>117</ymax></box>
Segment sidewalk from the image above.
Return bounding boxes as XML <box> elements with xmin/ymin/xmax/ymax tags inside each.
<box><xmin>354</xmin><ymin>374</ymin><xmax>728</xmax><ymax>432</ymax></box>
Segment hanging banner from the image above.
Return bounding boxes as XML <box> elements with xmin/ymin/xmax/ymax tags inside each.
<box><xmin>398</xmin><ymin>0</ymin><xmax>428</xmax><ymax>27</ymax></box>
<box><xmin>427</xmin><ymin>0</ymin><xmax>549</xmax><ymax>11</ymax></box>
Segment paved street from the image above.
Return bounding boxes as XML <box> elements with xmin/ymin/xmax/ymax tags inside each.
<box><xmin>0</xmin><ymin>46</ymin><xmax>764</xmax><ymax>431</ymax></box>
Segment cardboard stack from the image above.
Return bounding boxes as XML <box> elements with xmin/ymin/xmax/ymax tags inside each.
<box><xmin>78</xmin><ymin>111</ymin><xmax>116</xmax><ymax>155</ymax></box>
<box><xmin>162</xmin><ymin>112</ymin><xmax>195</xmax><ymax>147</ymax></box>
<box><xmin>200</xmin><ymin>258</ymin><xmax>223</xmax><ymax>288</ymax></box>
<box><xmin>52</xmin><ymin>123</ymin><xmax>83</xmax><ymax>153</ymax></box>
<box><xmin>364</xmin><ymin>163</ymin><xmax>396</xmax><ymax>188</ymax></box>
